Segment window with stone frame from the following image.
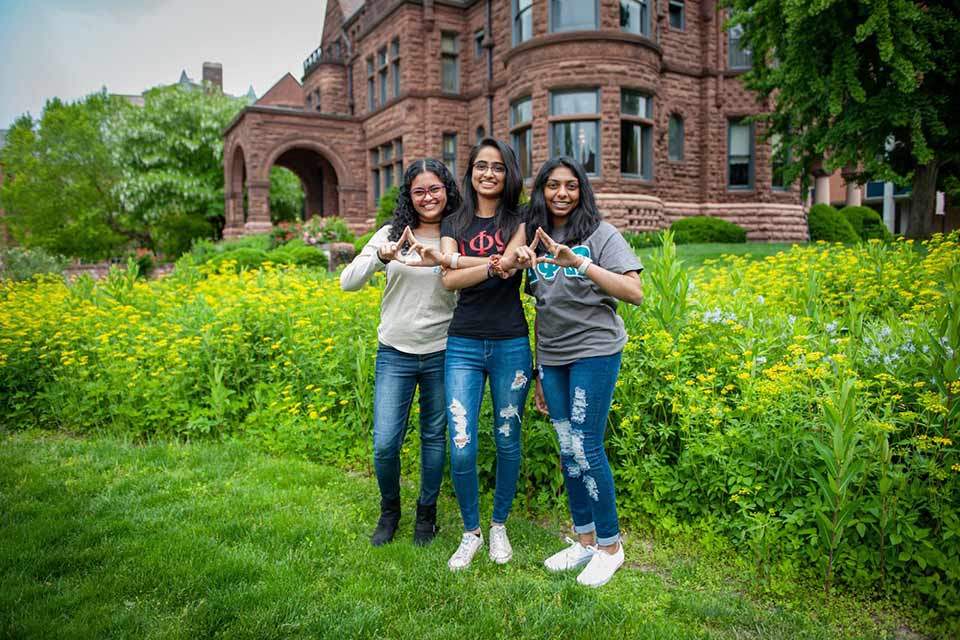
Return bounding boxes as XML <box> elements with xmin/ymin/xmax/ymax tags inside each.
<box><xmin>378</xmin><ymin>47</ymin><xmax>388</xmax><ymax>106</ymax></box>
<box><xmin>728</xmin><ymin>24</ymin><xmax>753</xmax><ymax>69</ymax></box>
<box><xmin>370</xmin><ymin>138</ymin><xmax>404</xmax><ymax>206</ymax></box>
<box><xmin>620</xmin><ymin>0</ymin><xmax>650</xmax><ymax>37</ymax></box>
<box><xmin>390</xmin><ymin>39</ymin><xmax>400</xmax><ymax>99</ymax></box>
<box><xmin>668</xmin><ymin>0</ymin><xmax>685</xmax><ymax>30</ymax></box>
<box><xmin>475</xmin><ymin>29</ymin><xmax>485</xmax><ymax>58</ymax></box>
<box><xmin>770</xmin><ymin>132</ymin><xmax>789</xmax><ymax>190</ymax></box>
<box><xmin>621</xmin><ymin>90</ymin><xmax>653</xmax><ymax>180</ymax></box>
<box><xmin>728</xmin><ymin>119</ymin><xmax>754</xmax><ymax>189</ymax></box>
<box><xmin>552</xmin><ymin>0</ymin><xmax>598</xmax><ymax>32</ymax></box>
<box><xmin>668</xmin><ymin>114</ymin><xmax>684</xmax><ymax>162</ymax></box>
<box><xmin>442</xmin><ymin>134</ymin><xmax>458</xmax><ymax>176</ymax></box>
<box><xmin>366</xmin><ymin>56</ymin><xmax>375</xmax><ymax>111</ymax></box>
<box><xmin>513</xmin><ymin>0</ymin><xmax>533</xmax><ymax>46</ymax></box>
<box><xmin>441</xmin><ymin>33</ymin><xmax>460</xmax><ymax>93</ymax></box>
<box><xmin>510</xmin><ymin>96</ymin><xmax>533</xmax><ymax>179</ymax></box>
<box><xmin>550</xmin><ymin>89</ymin><xmax>600</xmax><ymax>175</ymax></box>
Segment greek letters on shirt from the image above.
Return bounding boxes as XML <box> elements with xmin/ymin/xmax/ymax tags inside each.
<box><xmin>460</xmin><ymin>229</ymin><xmax>505</xmax><ymax>256</ymax></box>
<box><xmin>527</xmin><ymin>246</ymin><xmax>591</xmax><ymax>283</ymax></box>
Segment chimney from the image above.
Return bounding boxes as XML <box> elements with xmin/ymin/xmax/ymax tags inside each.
<box><xmin>202</xmin><ymin>62</ymin><xmax>223</xmax><ymax>92</ymax></box>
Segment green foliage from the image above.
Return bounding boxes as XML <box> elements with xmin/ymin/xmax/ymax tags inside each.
<box><xmin>108</xmin><ymin>84</ymin><xmax>246</xmax><ymax>249</ymax></box>
<box><xmin>0</xmin><ymin>91</ymin><xmax>131</xmax><ymax>260</ymax></box>
<box><xmin>0</xmin><ymin>247</ymin><xmax>68</xmax><ymax>281</ymax></box>
<box><xmin>670</xmin><ymin>217</ymin><xmax>747</xmax><ymax>245</ymax></box>
<box><xmin>622</xmin><ymin>231</ymin><xmax>662</xmax><ymax>250</ymax></box>
<box><xmin>375</xmin><ymin>186</ymin><xmax>400</xmax><ymax>228</ymax></box>
<box><xmin>721</xmin><ymin>0</ymin><xmax>960</xmax><ymax>238</ymax></box>
<box><xmin>840</xmin><ymin>205</ymin><xmax>893</xmax><ymax>241</ymax></box>
<box><xmin>301</xmin><ymin>216</ymin><xmax>354</xmax><ymax>245</ymax></box>
<box><xmin>3</xmin><ymin>233</ymin><xmax>959</xmax><ymax>631</ymax></box>
<box><xmin>268</xmin><ymin>166</ymin><xmax>305</xmax><ymax>224</ymax></box>
<box><xmin>808</xmin><ymin>204</ymin><xmax>859</xmax><ymax>243</ymax></box>
<box><xmin>353</xmin><ymin>229</ymin><xmax>376</xmax><ymax>254</ymax></box>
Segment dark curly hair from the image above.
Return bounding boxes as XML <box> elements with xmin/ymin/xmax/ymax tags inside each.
<box><xmin>525</xmin><ymin>155</ymin><xmax>600</xmax><ymax>248</ymax></box>
<box><xmin>386</xmin><ymin>158</ymin><xmax>462</xmax><ymax>242</ymax></box>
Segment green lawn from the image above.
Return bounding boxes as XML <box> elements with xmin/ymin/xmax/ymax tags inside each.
<box><xmin>635</xmin><ymin>243</ymin><xmax>804</xmax><ymax>270</ymax></box>
<box><xmin>0</xmin><ymin>432</ymin><xmax>920</xmax><ymax>640</ymax></box>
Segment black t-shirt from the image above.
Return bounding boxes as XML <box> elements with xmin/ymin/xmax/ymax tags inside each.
<box><xmin>442</xmin><ymin>215</ymin><xmax>528</xmax><ymax>339</ymax></box>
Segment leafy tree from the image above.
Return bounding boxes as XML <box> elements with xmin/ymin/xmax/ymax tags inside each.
<box><xmin>108</xmin><ymin>84</ymin><xmax>247</xmax><ymax>255</ymax></box>
<box><xmin>0</xmin><ymin>91</ymin><xmax>132</xmax><ymax>260</ymax></box>
<box><xmin>723</xmin><ymin>0</ymin><xmax>960</xmax><ymax>238</ymax></box>
<box><xmin>269</xmin><ymin>167</ymin><xmax>305</xmax><ymax>224</ymax></box>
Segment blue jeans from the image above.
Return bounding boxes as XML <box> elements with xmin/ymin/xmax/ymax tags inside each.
<box><xmin>373</xmin><ymin>343</ymin><xmax>447</xmax><ymax>506</ymax></box>
<box><xmin>445</xmin><ymin>336</ymin><xmax>532</xmax><ymax>532</ymax></box>
<box><xmin>540</xmin><ymin>352</ymin><xmax>623</xmax><ymax>546</ymax></box>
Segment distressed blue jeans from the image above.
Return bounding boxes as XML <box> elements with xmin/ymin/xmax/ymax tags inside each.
<box><xmin>540</xmin><ymin>351</ymin><xmax>623</xmax><ymax>546</ymax></box>
<box><xmin>373</xmin><ymin>343</ymin><xmax>447</xmax><ymax>506</ymax></box>
<box><xmin>445</xmin><ymin>335</ymin><xmax>532</xmax><ymax>532</ymax></box>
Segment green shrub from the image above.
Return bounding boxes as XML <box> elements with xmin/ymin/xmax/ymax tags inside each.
<box><xmin>354</xmin><ymin>229</ymin><xmax>376</xmax><ymax>254</ymax></box>
<box><xmin>840</xmin><ymin>205</ymin><xmax>892</xmax><ymax>241</ymax></box>
<box><xmin>273</xmin><ymin>244</ymin><xmax>328</xmax><ymax>269</ymax></box>
<box><xmin>808</xmin><ymin>204</ymin><xmax>859</xmax><ymax>242</ymax></box>
<box><xmin>623</xmin><ymin>231</ymin><xmax>663</xmax><ymax>251</ymax></box>
<box><xmin>670</xmin><ymin>216</ymin><xmax>747</xmax><ymax>244</ymax></box>
<box><xmin>208</xmin><ymin>247</ymin><xmax>271</xmax><ymax>270</ymax></box>
<box><xmin>375</xmin><ymin>186</ymin><xmax>400</xmax><ymax>228</ymax></box>
<box><xmin>154</xmin><ymin>213</ymin><xmax>215</xmax><ymax>257</ymax></box>
<box><xmin>0</xmin><ymin>247</ymin><xmax>68</xmax><ymax>281</ymax></box>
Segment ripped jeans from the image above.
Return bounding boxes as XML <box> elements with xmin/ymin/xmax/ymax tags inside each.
<box><xmin>445</xmin><ymin>335</ymin><xmax>532</xmax><ymax>532</ymax></box>
<box><xmin>540</xmin><ymin>351</ymin><xmax>622</xmax><ymax>546</ymax></box>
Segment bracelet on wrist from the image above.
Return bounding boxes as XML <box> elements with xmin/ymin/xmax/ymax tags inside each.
<box><xmin>576</xmin><ymin>256</ymin><xmax>593</xmax><ymax>275</ymax></box>
<box><xmin>449</xmin><ymin>252</ymin><xmax>460</xmax><ymax>269</ymax></box>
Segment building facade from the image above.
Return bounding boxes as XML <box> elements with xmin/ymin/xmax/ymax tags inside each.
<box><xmin>222</xmin><ymin>0</ymin><xmax>807</xmax><ymax>240</ymax></box>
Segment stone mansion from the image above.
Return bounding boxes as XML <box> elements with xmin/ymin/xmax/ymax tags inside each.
<box><xmin>222</xmin><ymin>0</ymin><xmax>807</xmax><ymax>241</ymax></box>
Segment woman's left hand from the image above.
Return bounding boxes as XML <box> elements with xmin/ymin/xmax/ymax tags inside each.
<box><xmin>535</xmin><ymin>227</ymin><xmax>581</xmax><ymax>269</ymax></box>
<box><xmin>403</xmin><ymin>241</ymin><xmax>445</xmax><ymax>267</ymax></box>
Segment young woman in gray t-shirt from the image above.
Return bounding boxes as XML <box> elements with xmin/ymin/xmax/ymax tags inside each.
<box><xmin>504</xmin><ymin>156</ymin><xmax>643</xmax><ymax>587</ymax></box>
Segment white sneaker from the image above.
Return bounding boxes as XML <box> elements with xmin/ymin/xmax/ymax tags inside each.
<box><xmin>488</xmin><ymin>524</ymin><xmax>513</xmax><ymax>564</ymax></box>
<box><xmin>576</xmin><ymin>542</ymin><xmax>625</xmax><ymax>587</ymax></box>
<box><xmin>448</xmin><ymin>532</ymin><xmax>484</xmax><ymax>571</ymax></box>
<box><xmin>544</xmin><ymin>537</ymin><xmax>593</xmax><ymax>572</ymax></box>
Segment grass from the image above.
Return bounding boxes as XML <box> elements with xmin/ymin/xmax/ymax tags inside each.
<box><xmin>0</xmin><ymin>431</ymin><xmax>923</xmax><ymax>640</ymax></box>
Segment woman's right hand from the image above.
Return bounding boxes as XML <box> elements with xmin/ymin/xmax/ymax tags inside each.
<box><xmin>377</xmin><ymin>226</ymin><xmax>415</xmax><ymax>262</ymax></box>
<box><xmin>534</xmin><ymin>378</ymin><xmax>549</xmax><ymax>415</ymax></box>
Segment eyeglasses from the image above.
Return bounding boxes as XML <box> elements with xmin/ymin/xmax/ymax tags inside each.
<box><xmin>411</xmin><ymin>184</ymin><xmax>445</xmax><ymax>200</ymax></box>
<box><xmin>472</xmin><ymin>161</ymin><xmax>507</xmax><ymax>175</ymax></box>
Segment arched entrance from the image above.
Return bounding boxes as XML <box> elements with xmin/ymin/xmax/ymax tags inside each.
<box><xmin>223</xmin><ymin>144</ymin><xmax>248</xmax><ymax>237</ymax></box>
<box><xmin>272</xmin><ymin>147</ymin><xmax>339</xmax><ymax>219</ymax></box>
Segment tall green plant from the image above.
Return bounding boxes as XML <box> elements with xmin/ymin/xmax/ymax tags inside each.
<box><xmin>644</xmin><ymin>230</ymin><xmax>689</xmax><ymax>335</ymax></box>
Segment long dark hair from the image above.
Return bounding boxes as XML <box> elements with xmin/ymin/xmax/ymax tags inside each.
<box><xmin>447</xmin><ymin>137</ymin><xmax>523</xmax><ymax>242</ymax></box>
<box><xmin>525</xmin><ymin>156</ymin><xmax>600</xmax><ymax>248</ymax></box>
<box><xmin>386</xmin><ymin>158</ymin><xmax>462</xmax><ymax>242</ymax></box>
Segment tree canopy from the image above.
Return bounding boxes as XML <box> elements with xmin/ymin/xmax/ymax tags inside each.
<box><xmin>723</xmin><ymin>0</ymin><xmax>960</xmax><ymax>237</ymax></box>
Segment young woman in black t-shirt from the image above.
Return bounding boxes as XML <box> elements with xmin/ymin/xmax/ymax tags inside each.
<box><xmin>431</xmin><ymin>138</ymin><xmax>532</xmax><ymax>571</ymax></box>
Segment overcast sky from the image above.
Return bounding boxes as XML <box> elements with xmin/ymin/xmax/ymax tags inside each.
<box><xmin>0</xmin><ymin>0</ymin><xmax>329</xmax><ymax>129</ymax></box>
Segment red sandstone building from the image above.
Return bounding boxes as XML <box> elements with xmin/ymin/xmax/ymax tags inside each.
<box><xmin>222</xmin><ymin>0</ymin><xmax>807</xmax><ymax>241</ymax></box>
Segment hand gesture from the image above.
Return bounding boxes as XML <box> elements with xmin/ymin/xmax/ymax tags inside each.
<box><xmin>535</xmin><ymin>227</ymin><xmax>580</xmax><ymax>268</ymax></box>
<box><xmin>404</xmin><ymin>241</ymin><xmax>445</xmax><ymax>267</ymax></box>
<box><xmin>501</xmin><ymin>234</ymin><xmax>540</xmax><ymax>271</ymax></box>
<box><xmin>377</xmin><ymin>226</ymin><xmax>414</xmax><ymax>262</ymax></box>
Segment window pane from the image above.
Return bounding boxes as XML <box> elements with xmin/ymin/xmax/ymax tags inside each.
<box><xmin>621</xmin><ymin>90</ymin><xmax>650</xmax><ymax>117</ymax></box>
<box><xmin>372</xmin><ymin>169</ymin><xmax>381</xmax><ymax>202</ymax></box>
<box><xmin>620</xmin><ymin>0</ymin><xmax>648</xmax><ymax>36</ymax></box>
<box><xmin>378</xmin><ymin>49</ymin><xmax>387</xmax><ymax>66</ymax></box>
<box><xmin>728</xmin><ymin>121</ymin><xmax>753</xmax><ymax>187</ymax></box>
<box><xmin>382</xmin><ymin>144</ymin><xmax>393</xmax><ymax>162</ymax></box>
<box><xmin>379</xmin><ymin>71</ymin><xmax>387</xmax><ymax>104</ymax></box>
<box><xmin>383</xmin><ymin>165</ymin><xmax>394</xmax><ymax>189</ymax></box>
<box><xmin>441</xmin><ymin>33</ymin><xmax>458</xmax><ymax>54</ymax></box>
<box><xmin>395</xmin><ymin>139</ymin><xmax>403</xmax><ymax>158</ymax></box>
<box><xmin>552</xmin><ymin>0</ymin><xmax>597</xmax><ymax>32</ymax></box>
<box><xmin>442</xmin><ymin>134</ymin><xmax>457</xmax><ymax>175</ymax></box>
<box><xmin>475</xmin><ymin>30</ymin><xmax>485</xmax><ymax>57</ymax></box>
<box><xmin>552</xmin><ymin>120</ymin><xmax>599</xmax><ymax>173</ymax></box>
<box><xmin>514</xmin><ymin>5</ymin><xmax>533</xmax><ymax>44</ymax></box>
<box><xmin>729</xmin><ymin>123</ymin><xmax>751</xmax><ymax>156</ymax></box>
<box><xmin>668</xmin><ymin>115</ymin><xmax>684</xmax><ymax>161</ymax></box>
<box><xmin>551</xmin><ymin>90</ymin><xmax>598</xmax><ymax>115</ymax></box>
<box><xmin>729</xmin><ymin>25</ymin><xmax>752</xmax><ymax>69</ymax></box>
<box><xmin>511</xmin><ymin>97</ymin><xmax>532</xmax><ymax>125</ymax></box>
<box><xmin>442</xmin><ymin>58</ymin><xmax>458</xmax><ymax>92</ymax></box>
<box><xmin>367</xmin><ymin>57</ymin><xmax>374</xmax><ymax>74</ymax></box>
<box><xmin>512</xmin><ymin>126</ymin><xmax>533</xmax><ymax>178</ymax></box>
<box><xmin>669</xmin><ymin>0</ymin><xmax>684</xmax><ymax>29</ymax></box>
<box><xmin>391</xmin><ymin>39</ymin><xmax>400</xmax><ymax>57</ymax></box>
<box><xmin>368</xmin><ymin>78</ymin><xmax>375</xmax><ymax>110</ymax></box>
<box><xmin>392</xmin><ymin>62</ymin><xmax>400</xmax><ymax>96</ymax></box>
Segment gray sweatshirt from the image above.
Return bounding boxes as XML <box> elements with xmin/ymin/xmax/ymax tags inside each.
<box><xmin>339</xmin><ymin>225</ymin><xmax>456</xmax><ymax>355</ymax></box>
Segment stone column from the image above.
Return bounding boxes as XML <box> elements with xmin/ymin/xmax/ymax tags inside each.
<box><xmin>222</xmin><ymin>190</ymin><xmax>245</xmax><ymax>238</ymax></box>
<box><xmin>882</xmin><ymin>182</ymin><xmax>896</xmax><ymax>233</ymax></box>
<box><xmin>244</xmin><ymin>180</ymin><xmax>273</xmax><ymax>235</ymax></box>
<box><xmin>811</xmin><ymin>160</ymin><xmax>830</xmax><ymax>205</ymax></box>
<box><xmin>842</xmin><ymin>164</ymin><xmax>861</xmax><ymax>207</ymax></box>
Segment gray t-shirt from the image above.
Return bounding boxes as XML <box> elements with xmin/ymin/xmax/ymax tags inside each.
<box><xmin>526</xmin><ymin>221</ymin><xmax>643</xmax><ymax>366</ymax></box>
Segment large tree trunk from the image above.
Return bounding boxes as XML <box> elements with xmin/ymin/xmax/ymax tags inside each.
<box><xmin>905</xmin><ymin>160</ymin><xmax>939</xmax><ymax>239</ymax></box>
